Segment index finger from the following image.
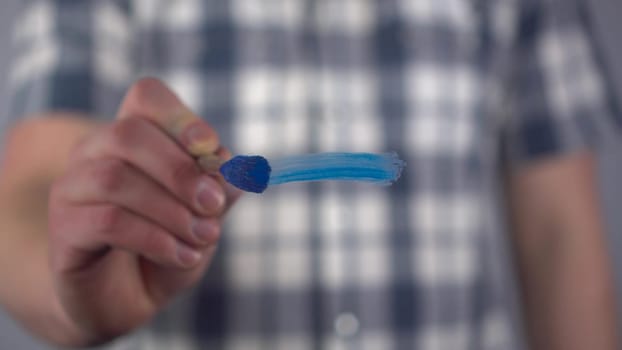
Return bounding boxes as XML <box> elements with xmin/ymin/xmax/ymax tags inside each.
<box><xmin>116</xmin><ymin>78</ymin><xmax>221</xmax><ymax>162</ymax></box>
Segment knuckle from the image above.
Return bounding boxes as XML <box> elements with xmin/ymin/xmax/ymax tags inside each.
<box><xmin>92</xmin><ymin>205</ymin><xmax>125</xmax><ymax>232</ymax></box>
<box><xmin>91</xmin><ymin>159</ymin><xmax>128</xmax><ymax>193</ymax></box>
<box><xmin>143</xmin><ymin>228</ymin><xmax>175</xmax><ymax>259</ymax></box>
<box><xmin>106</xmin><ymin>118</ymin><xmax>143</xmax><ymax>150</ymax></box>
<box><xmin>170</xmin><ymin>161</ymin><xmax>200</xmax><ymax>185</ymax></box>
<box><xmin>48</xmin><ymin>171</ymin><xmax>79</xmax><ymax>202</ymax></box>
<box><xmin>67</xmin><ymin>135</ymin><xmax>91</xmax><ymax>162</ymax></box>
<box><xmin>126</xmin><ymin>78</ymin><xmax>166</xmax><ymax>110</ymax></box>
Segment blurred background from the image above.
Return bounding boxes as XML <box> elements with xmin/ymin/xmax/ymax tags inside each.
<box><xmin>0</xmin><ymin>0</ymin><xmax>621</xmax><ymax>348</ymax></box>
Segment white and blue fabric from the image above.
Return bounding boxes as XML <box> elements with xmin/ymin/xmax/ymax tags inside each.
<box><xmin>4</xmin><ymin>0</ymin><xmax>618</xmax><ymax>349</ymax></box>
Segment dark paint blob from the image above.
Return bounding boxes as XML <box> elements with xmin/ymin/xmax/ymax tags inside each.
<box><xmin>219</xmin><ymin>155</ymin><xmax>271</xmax><ymax>193</ymax></box>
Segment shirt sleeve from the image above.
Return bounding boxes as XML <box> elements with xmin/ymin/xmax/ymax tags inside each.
<box><xmin>3</xmin><ymin>0</ymin><xmax>135</xmax><ymax>128</ymax></box>
<box><xmin>502</xmin><ymin>0</ymin><xmax>619</xmax><ymax>165</ymax></box>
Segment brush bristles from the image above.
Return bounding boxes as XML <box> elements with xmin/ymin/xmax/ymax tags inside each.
<box><xmin>219</xmin><ymin>155</ymin><xmax>271</xmax><ymax>193</ymax></box>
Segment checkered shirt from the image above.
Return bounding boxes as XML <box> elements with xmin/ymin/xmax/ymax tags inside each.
<box><xmin>4</xmin><ymin>0</ymin><xmax>616</xmax><ymax>349</ymax></box>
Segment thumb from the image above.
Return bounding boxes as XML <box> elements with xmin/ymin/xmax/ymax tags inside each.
<box><xmin>117</xmin><ymin>77</ymin><xmax>220</xmax><ymax>157</ymax></box>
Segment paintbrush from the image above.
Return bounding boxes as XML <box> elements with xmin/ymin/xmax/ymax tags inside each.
<box><xmin>218</xmin><ymin>152</ymin><xmax>406</xmax><ymax>193</ymax></box>
<box><xmin>164</xmin><ymin>113</ymin><xmax>404</xmax><ymax>192</ymax></box>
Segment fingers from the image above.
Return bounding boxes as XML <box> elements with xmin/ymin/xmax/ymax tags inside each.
<box><xmin>49</xmin><ymin>78</ymin><xmax>237</xmax><ymax>278</ymax></box>
<box><xmin>55</xmin><ymin>158</ymin><xmax>221</xmax><ymax>247</ymax></box>
<box><xmin>116</xmin><ymin>77</ymin><xmax>220</xmax><ymax>157</ymax></box>
<box><xmin>75</xmin><ymin>116</ymin><xmax>226</xmax><ymax>217</ymax></box>
<box><xmin>115</xmin><ymin>77</ymin><xmax>236</xmax><ymax>211</ymax></box>
<box><xmin>49</xmin><ymin>203</ymin><xmax>208</xmax><ymax>272</ymax></box>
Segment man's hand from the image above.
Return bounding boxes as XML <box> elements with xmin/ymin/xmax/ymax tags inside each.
<box><xmin>0</xmin><ymin>78</ymin><xmax>238</xmax><ymax>346</ymax></box>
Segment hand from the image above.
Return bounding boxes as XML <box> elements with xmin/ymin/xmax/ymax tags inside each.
<box><xmin>47</xmin><ymin>78</ymin><xmax>239</xmax><ymax>345</ymax></box>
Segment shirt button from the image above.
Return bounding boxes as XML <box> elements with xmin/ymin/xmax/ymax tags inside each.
<box><xmin>334</xmin><ymin>312</ymin><xmax>360</xmax><ymax>338</ymax></box>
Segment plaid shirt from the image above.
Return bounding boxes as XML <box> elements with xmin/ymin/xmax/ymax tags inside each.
<box><xmin>5</xmin><ymin>0</ymin><xmax>615</xmax><ymax>349</ymax></box>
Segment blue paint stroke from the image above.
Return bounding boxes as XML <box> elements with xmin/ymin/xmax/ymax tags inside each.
<box><xmin>220</xmin><ymin>152</ymin><xmax>405</xmax><ymax>193</ymax></box>
<box><xmin>268</xmin><ymin>152</ymin><xmax>405</xmax><ymax>186</ymax></box>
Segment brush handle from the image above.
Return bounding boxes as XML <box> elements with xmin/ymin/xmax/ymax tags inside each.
<box><xmin>268</xmin><ymin>152</ymin><xmax>405</xmax><ymax>186</ymax></box>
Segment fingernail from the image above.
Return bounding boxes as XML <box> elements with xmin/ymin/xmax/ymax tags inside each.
<box><xmin>185</xmin><ymin>124</ymin><xmax>219</xmax><ymax>156</ymax></box>
<box><xmin>166</xmin><ymin>110</ymin><xmax>197</xmax><ymax>137</ymax></box>
<box><xmin>196</xmin><ymin>178</ymin><xmax>225</xmax><ymax>213</ymax></box>
<box><xmin>192</xmin><ymin>218</ymin><xmax>219</xmax><ymax>243</ymax></box>
<box><xmin>177</xmin><ymin>242</ymin><xmax>202</xmax><ymax>267</ymax></box>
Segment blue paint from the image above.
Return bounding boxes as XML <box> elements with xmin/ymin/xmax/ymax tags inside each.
<box><xmin>219</xmin><ymin>155</ymin><xmax>271</xmax><ymax>193</ymax></box>
<box><xmin>220</xmin><ymin>152</ymin><xmax>405</xmax><ymax>193</ymax></box>
<box><xmin>268</xmin><ymin>152</ymin><xmax>405</xmax><ymax>186</ymax></box>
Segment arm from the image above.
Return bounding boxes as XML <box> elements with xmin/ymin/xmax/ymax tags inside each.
<box><xmin>507</xmin><ymin>153</ymin><xmax>619</xmax><ymax>349</ymax></box>
<box><xmin>0</xmin><ymin>79</ymin><xmax>238</xmax><ymax>346</ymax></box>
<box><xmin>0</xmin><ymin>115</ymin><xmax>98</xmax><ymax>344</ymax></box>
